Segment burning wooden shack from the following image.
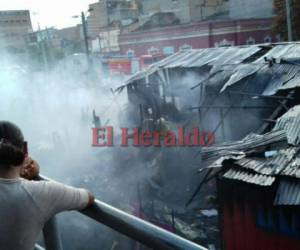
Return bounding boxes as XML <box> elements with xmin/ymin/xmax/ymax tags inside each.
<box><xmin>119</xmin><ymin>43</ymin><xmax>300</xmax><ymax>143</ymax></box>
<box><xmin>116</xmin><ymin>42</ymin><xmax>300</xmax><ymax>248</ymax></box>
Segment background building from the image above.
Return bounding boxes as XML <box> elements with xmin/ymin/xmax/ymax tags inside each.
<box><xmin>107</xmin><ymin>0</ymin><xmax>139</xmax><ymax>25</ymax></box>
<box><xmin>87</xmin><ymin>0</ymin><xmax>139</xmax><ymax>39</ymax></box>
<box><xmin>56</xmin><ymin>25</ymin><xmax>84</xmax><ymax>53</ymax></box>
<box><xmin>140</xmin><ymin>0</ymin><xmax>228</xmax><ymax>24</ymax></box>
<box><xmin>97</xmin><ymin>27</ymin><xmax>121</xmax><ymax>53</ymax></box>
<box><xmin>229</xmin><ymin>0</ymin><xmax>274</xmax><ymax>19</ymax></box>
<box><xmin>85</xmin><ymin>0</ymin><xmax>277</xmax><ymax>59</ymax></box>
<box><xmin>0</xmin><ymin>10</ymin><xmax>33</xmax><ymax>52</ymax></box>
<box><xmin>87</xmin><ymin>1</ymin><xmax>109</xmax><ymax>39</ymax></box>
<box><xmin>119</xmin><ymin>18</ymin><xmax>277</xmax><ymax>58</ymax></box>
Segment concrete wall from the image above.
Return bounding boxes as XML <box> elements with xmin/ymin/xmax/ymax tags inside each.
<box><xmin>229</xmin><ymin>0</ymin><xmax>274</xmax><ymax>19</ymax></box>
<box><xmin>141</xmin><ymin>0</ymin><xmax>192</xmax><ymax>24</ymax></box>
<box><xmin>141</xmin><ymin>0</ymin><xmax>227</xmax><ymax>24</ymax></box>
<box><xmin>0</xmin><ymin>10</ymin><xmax>33</xmax><ymax>50</ymax></box>
<box><xmin>88</xmin><ymin>0</ymin><xmax>138</xmax><ymax>37</ymax></box>
<box><xmin>87</xmin><ymin>1</ymin><xmax>109</xmax><ymax>39</ymax></box>
<box><xmin>190</xmin><ymin>0</ymin><xmax>227</xmax><ymax>22</ymax></box>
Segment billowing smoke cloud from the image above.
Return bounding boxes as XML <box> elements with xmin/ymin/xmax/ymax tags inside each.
<box><xmin>0</xmin><ymin>50</ymin><xmax>219</xmax><ymax>249</ymax></box>
<box><xmin>0</xmin><ymin>51</ymin><xmax>142</xmax><ymax>249</ymax></box>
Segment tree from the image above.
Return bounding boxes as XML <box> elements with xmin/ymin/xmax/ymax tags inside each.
<box><xmin>274</xmin><ymin>0</ymin><xmax>300</xmax><ymax>41</ymax></box>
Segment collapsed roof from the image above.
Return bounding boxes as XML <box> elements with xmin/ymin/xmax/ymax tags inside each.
<box><xmin>118</xmin><ymin>42</ymin><xmax>300</xmax><ymax>145</ymax></box>
<box><xmin>118</xmin><ymin>43</ymin><xmax>300</xmax><ymax>209</ymax></box>
<box><xmin>202</xmin><ymin>105</ymin><xmax>300</xmax><ymax>205</ymax></box>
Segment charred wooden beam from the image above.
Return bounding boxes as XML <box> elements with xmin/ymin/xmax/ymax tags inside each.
<box><xmin>262</xmin><ymin>119</ymin><xmax>277</xmax><ymax>123</ymax></box>
<box><xmin>257</xmin><ymin>90</ymin><xmax>295</xmax><ymax>134</ymax></box>
<box><xmin>185</xmin><ymin>169</ymin><xmax>215</xmax><ymax>208</ymax></box>
<box><xmin>189</xmin><ymin>105</ymin><xmax>275</xmax><ymax>110</ymax></box>
<box><xmin>229</xmin><ymin>91</ymin><xmax>294</xmax><ymax>100</ymax></box>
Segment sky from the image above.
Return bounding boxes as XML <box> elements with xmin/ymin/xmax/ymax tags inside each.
<box><xmin>0</xmin><ymin>0</ymin><xmax>96</xmax><ymax>30</ymax></box>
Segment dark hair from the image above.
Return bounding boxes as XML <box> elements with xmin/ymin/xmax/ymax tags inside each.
<box><xmin>0</xmin><ymin>121</ymin><xmax>25</xmax><ymax>167</ymax></box>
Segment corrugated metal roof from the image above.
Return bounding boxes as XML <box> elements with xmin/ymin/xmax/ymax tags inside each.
<box><xmin>124</xmin><ymin>50</ymin><xmax>195</xmax><ymax>83</ymax></box>
<box><xmin>202</xmin><ymin>103</ymin><xmax>300</xmax><ymax>206</ymax></box>
<box><xmin>220</xmin><ymin>147</ymin><xmax>300</xmax><ymax>195</ymax></box>
<box><xmin>255</xmin><ymin>43</ymin><xmax>300</xmax><ymax>63</ymax></box>
<box><xmin>125</xmin><ymin>44</ymin><xmax>264</xmax><ymax>83</ymax></box>
<box><xmin>203</xmin><ymin>105</ymin><xmax>300</xmax><ymax>159</ymax></box>
<box><xmin>168</xmin><ymin>46</ymin><xmax>261</xmax><ymax>68</ymax></box>
<box><xmin>262</xmin><ymin>64</ymin><xmax>300</xmax><ymax>96</ymax></box>
<box><xmin>186</xmin><ymin>48</ymin><xmax>224</xmax><ymax>68</ymax></box>
<box><xmin>156</xmin><ymin>50</ymin><xmax>189</xmax><ymax>68</ymax></box>
<box><xmin>274</xmin><ymin>105</ymin><xmax>300</xmax><ymax>145</ymax></box>
<box><xmin>223</xmin><ymin>168</ymin><xmax>275</xmax><ymax>186</ymax></box>
<box><xmin>124</xmin><ymin>43</ymin><xmax>300</xmax><ymax>98</ymax></box>
<box><xmin>236</xmin><ymin>147</ymin><xmax>300</xmax><ymax>177</ymax></box>
<box><xmin>201</xmin><ymin>130</ymin><xmax>287</xmax><ymax>160</ymax></box>
<box><xmin>279</xmin><ymin>72</ymin><xmax>300</xmax><ymax>91</ymax></box>
<box><xmin>220</xmin><ymin>64</ymin><xmax>262</xmax><ymax>92</ymax></box>
<box><xmin>274</xmin><ymin>180</ymin><xmax>300</xmax><ymax>205</ymax></box>
<box><xmin>221</xmin><ymin>62</ymin><xmax>300</xmax><ymax>95</ymax></box>
<box><xmin>204</xmin><ymin>105</ymin><xmax>300</xmax><ymax>181</ymax></box>
<box><xmin>236</xmin><ymin>158</ymin><xmax>273</xmax><ymax>175</ymax></box>
<box><xmin>165</xmin><ymin>50</ymin><xmax>199</xmax><ymax>68</ymax></box>
<box><xmin>211</xmin><ymin>46</ymin><xmax>261</xmax><ymax>65</ymax></box>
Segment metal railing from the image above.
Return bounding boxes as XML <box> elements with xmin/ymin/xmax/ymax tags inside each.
<box><xmin>40</xmin><ymin>176</ymin><xmax>208</xmax><ymax>250</ymax></box>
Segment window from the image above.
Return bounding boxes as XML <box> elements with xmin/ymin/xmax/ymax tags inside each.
<box><xmin>215</xmin><ymin>39</ymin><xmax>234</xmax><ymax>47</ymax></box>
<box><xmin>264</xmin><ymin>36</ymin><xmax>272</xmax><ymax>43</ymax></box>
<box><xmin>148</xmin><ymin>46</ymin><xmax>160</xmax><ymax>55</ymax></box>
<box><xmin>127</xmin><ymin>49</ymin><xmax>135</xmax><ymax>58</ymax></box>
<box><xmin>179</xmin><ymin>44</ymin><xmax>192</xmax><ymax>51</ymax></box>
<box><xmin>246</xmin><ymin>37</ymin><xmax>256</xmax><ymax>45</ymax></box>
<box><xmin>163</xmin><ymin>46</ymin><xmax>174</xmax><ymax>55</ymax></box>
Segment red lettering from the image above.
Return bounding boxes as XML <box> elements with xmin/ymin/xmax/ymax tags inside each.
<box><xmin>184</xmin><ymin>127</ymin><xmax>199</xmax><ymax>146</ymax></box>
<box><xmin>121</xmin><ymin>128</ymin><xmax>139</xmax><ymax>146</ymax></box>
<box><xmin>178</xmin><ymin>127</ymin><xmax>185</xmax><ymax>146</ymax></box>
<box><xmin>140</xmin><ymin>131</ymin><xmax>153</xmax><ymax>147</ymax></box>
<box><xmin>92</xmin><ymin>127</ymin><xmax>113</xmax><ymax>147</ymax></box>
<box><xmin>152</xmin><ymin>131</ymin><xmax>161</xmax><ymax>147</ymax></box>
<box><xmin>205</xmin><ymin>132</ymin><xmax>215</xmax><ymax>146</ymax></box>
<box><xmin>164</xmin><ymin>131</ymin><xmax>177</xmax><ymax>146</ymax></box>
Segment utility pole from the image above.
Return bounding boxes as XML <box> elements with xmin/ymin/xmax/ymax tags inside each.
<box><xmin>81</xmin><ymin>11</ymin><xmax>92</xmax><ymax>69</ymax></box>
<box><xmin>40</xmin><ymin>40</ymin><xmax>49</xmax><ymax>71</ymax></box>
<box><xmin>285</xmin><ymin>0</ymin><xmax>293</xmax><ymax>41</ymax></box>
<box><xmin>38</xmin><ymin>25</ymin><xmax>49</xmax><ymax>71</ymax></box>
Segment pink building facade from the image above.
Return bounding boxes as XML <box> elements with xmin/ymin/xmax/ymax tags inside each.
<box><xmin>119</xmin><ymin>18</ymin><xmax>278</xmax><ymax>57</ymax></box>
